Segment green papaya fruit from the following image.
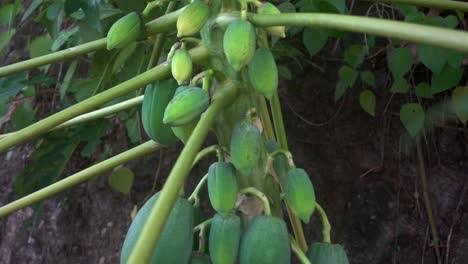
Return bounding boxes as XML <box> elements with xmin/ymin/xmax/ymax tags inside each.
<box><xmin>257</xmin><ymin>3</ymin><xmax>286</xmax><ymax>38</ymax></box>
<box><xmin>306</xmin><ymin>242</ymin><xmax>349</xmax><ymax>264</ymax></box>
<box><xmin>191</xmin><ymin>253</ymin><xmax>212</xmax><ymax>264</ymax></box>
<box><xmin>239</xmin><ymin>216</ymin><xmax>291</xmax><ymax>264</ymax></box>
<box><xmin>120</xmin><ymin>192</ymin><xmax>194</xmax><ymax>264</ymax></box>
<box><xmin>223</xmin><ymin>19</ymin><xmax>256</xmax><ymax>71</ymax></box>
<box><xmin>141</xmin><ymin>79</ymin><xmax>179</xmax><ymax>146</ymax></box>
<box><xmin>163</xmin><ymin>87</ymin><xmax>210</xmax><ymax>126</ymax></box>
<box><xmin>107</xmin><ymin>12</ymin><xmax>142</xmax><ymax>50</ymax></box>
<box><xmin>208</xmin><ymin>162</ymin><xmax>238</xmax><ymax>216</ymax></box>
<box><xmin>177</xmin><ymin>0</ymin><xmax>210</xmax><ymax>37</ymax></box>
<box><xmin>171</xmin><ymin>48</ymin><xmax>193</xmax><ymax>85</ymax></box>
<box><xmin>209</xmin><ymin>213</ymin><xmax>241</xmax><ymax>264</ymax></box>
<box><xmin>248</xmin><ymin>48</ymin><xmax>278</xmax><ymax>100</ymax></box>
<box><xmin>285</xmin><ymin>168</ymin><xmax>316</xmax><ymax>223</ymax></box>
<box><xmin>230</xmin><ymin>121</ymin><xmax>261</xmax><ymax>177</ymax></box>
<box><xmin>170</xmin><ymin>86</ymin><xmax>198</xmax><ymax>143</ymax></box>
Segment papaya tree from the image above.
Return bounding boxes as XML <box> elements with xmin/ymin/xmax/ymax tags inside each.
<box><xmin>1</xmin><ymin>0</ymin><xmax>468</xmax><ymax>263</ymax></box>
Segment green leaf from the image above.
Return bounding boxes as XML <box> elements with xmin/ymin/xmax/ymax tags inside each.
<box><xmin>338</xmin><ymin>65</ymin><xmax>359</xmax><ymax>87</ymax></box>
<box><xmin>334</xmin><ymin>82</ymin><xmax>347</xmax><ymax>101</ymax></box>
<box><xmin>417</xmin><ymin>45</ymin><xmax>449</xmax><ymax>74</ymax></box>
<box><xmin>0</xmin><ymin>2</ymin><xmax>23</xmax><ymax>26</ymax></box>
<box><xmin>0</xmin><ymin>29</ymin><xmax>16</xmax><ymax>54</ymax></box>
<box><xmin>60</xmin><ymin>60</ymin><xmax>78</xmax><ymax>100</ymax></box>
<box><xmin>108</xmin><ymin>166</ymin><xmax>134</xmax><ymax>194</ymax></box>
<box><xmin>400</xmin><ymin>103</ymin><xmax>425</xmax><ymax>138</ymax></box>
<box><xmin>391</xmin><ymin>77</ymin><xmax>409</xmax><ymax>93</ymax></box>
<box><xmin>51</xmin><ymin>27</ymin><xmax>80</xmax><ymax>51</ymax></box>
<box><xmin>415</xmin><ymin>82</ymin><xmax>433</xmax><ymax>99</ymax></box>
<box><xmin>388</xmin><ymin>48</ymin><xmax>413</xmax><ymax>78</ymax></box>
<box><xmin>29</xmin><ymin>35</ymin><xmax>52</xmax><ymax>58</ymax></box>
<box><xmin>11</xmin><ymin>100</ymin><xmax>36</xmax><ymax>130</ymax></box>
<box><xmin>21</xmin><ymin>0</ymin><xmax>43</xmax><ymax>23</ymax></box>
<box><xmin>302</xmin><ymin>27</ymin><xmax>328</xmax><ymax>57</ymax></box>
<box><xmin>361</xmin><ymin>70</ymin><xmax>375</xmax><ymax>86</ymax></box>
<box><xmin>112</xmin><ymin>42</ymin><xmax>137</xmax><ymax>73</ymax></box>
<box><xmin>445</xmin><ymin>15</ymin><xmax>459</xmax><ymax>28</ymax></box>
<box><xmin>125</xmin><ymin>113</ymin><xmax>140</xmax><ymax>144</ymax></box>
<box><xmin>68</xmin><ymin>78</ymin><xmax>99</xmax><ymax>102</ymax></box>
<box><xmin>430</xmin><ymin>64</ymin><xmax>463</xmax><ymax>95</ymax></box>
<box><xmin>278</xmin><ymin>65</ymin><xmax>292</xmax><ymax>81</ymax></box>
<box><xmin>359</xmin><ymin>90</ymin><xmax>376</xmax><ymax>116</ymax></box>
<box><xmin>344</xmin><ymin>45</ymin><xmax>366</xmax><ymax>68</ymax></box>
<box><xmin>0</xmin><ymin>72</ymin><xmax>28</xmax><ymax>101</ymax></box>
<box><xmin>451</xmin><ymin>86</ymin><xmax>468</xmax><ymax>125</ymax></box>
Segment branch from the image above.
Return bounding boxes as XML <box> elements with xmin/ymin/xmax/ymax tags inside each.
<box><xmin>249</xmin><ymin>13</ymin><xmax>468</xmax><ymax>53</ymax></box>
<box><xmin>0</xmin><ymin>141</ymin><xmax>162</xmax><ymax>218</ymax></box>
<box><xmin>365</xmin><ymin>0</ymin><xmax>468</xmax><ymax>12</ymax></box>
<box><xmin>0</xmin><ymin>7</ymin><xmax>184</xmax><ymax>77</ymax></box>
<box><xmin>0</xmin><ymin>45</ymin><xmax>209</xmax><ymax>154</ymax></box>
<box><xmin>127</xmin><ymin>80</ymin><xmax>239</xmax><ymax>263</ymax></box>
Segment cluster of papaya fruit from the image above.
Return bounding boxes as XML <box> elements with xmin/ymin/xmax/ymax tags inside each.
<box><xmin>107</xmin><ymin>0</ymin><xmax>350</xmax><ymax>263</ymax></box>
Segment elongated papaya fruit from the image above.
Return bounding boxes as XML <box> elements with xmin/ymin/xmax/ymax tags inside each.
<box><xmin>141</xmin><ymin>80</ymin><xmax>178</xmax><ymax>146</ymax></box>
<box><xmin>177</xmin><ymin>0</ymin><xmax>210</xmax><ymax>37</ymax></box>
<box><xmin>230</xmin><ymin>121</ymin><xmax>261</xmax><ymax>177</ymax></box>
<box><xmin>248</xmin><ymin>48</ymin><xmax>278</xmax><ymax>100</ymax></box>
<box><xmin>107</xmin><ymin>12</ymin><xmax>142</xmax><ymax>50</ymax></box>
<box><xmin>120</xmin><ymin>192</ymin><xmax>194</xmax><ymax>264</ymax></box>
<box><xmin>285</xmin><ymin>168</ymin><xmax>316</xmax><ymax>223</ymax></box>
<box><xmin>191</xmin><ymin>253</ymin><xmax>212</xmax><ymax>264</ymax></box>
<box><xmin>208</xmin><ymin>162</ymin><xmax>238</xmax><ymax>216</ymax></box>
<box><xmin>223</xmin><ymin>19</ymin><xmax>256</xmax><ymax>71</ymax></box>
<box><xmin>171</xmin><ymin>48</ymin><xmax>193</xmax><ymax>85</ymax></box>
<box><xmin>170</xmin><ymin>86</ymin><xmax>198</xmax><ymax>143</ymax></box>
<box><xmin>258</xmin><ymin>3</ymin><xmax>286</xmax><ymax>38</ymax></box>
<box><xmin>239</xmin><ymin>216</ymin><xmax>291</xmax><ymax>264</ymax></box>
<box><xmin>307</xmin><ymin>242</ymin><xmax>349</xmax><ymax>264</ymax></box>
<box><xmin>164</xmin><ymin>87</ymin><xmax>209</xmax><ymax>126</ymax></box>
<box><xmin>209</xmin><ymin>213</ymin><xmax>241</xmax><ymax>264</ymax></box>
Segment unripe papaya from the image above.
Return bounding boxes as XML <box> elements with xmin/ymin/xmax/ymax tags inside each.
<box><xmin>307</xmin><ymin>242</ymin><xmax>350</xmax><ymax>264</ymax></box>
<box><xmin>163</xmin><ymin>87</ymin><xmax>209</xmax><ymax>126</ymax></box>
<box><xmin>230</xmin><ymin>121</ymin><xmax>261</xmax><ymax>177</ymax></box>
<box><xmin>191</xmin><ymin>253</ymin><xmax>212</xmax><ymax>264</ymax></box>
<box><xmin>209</xmin><ymin>213</ymin><xmax>241</xmax><ymax>264</ymax></box>
<box><xmin>177</xmin><ymin>0</ymin><xmax>210</xmax><ymax>37</ymax></box>
<box><xmin>141</xmin><ymin>80</ymin><xmax>178</xmax><ymax>146</ymax></box>
<box><xmin>171</xmin><ymin>48</ymin><xmax>193</xmax><ymax>85</ymax></box>
<box><xmin>107</xmin><ymin>12</ymin><xmax>142</xmax><ymax>50</ymax></box>
<box><xmin>239</xmin><ymin>216</ymin><xmax>291</xmax><ymax>264</ymax></box>
<box><xmin>248</xmin><ymin>48</ymin><xmax>278</xmax><ymax>100</ymax></box>
<box><xmin>285</xmin><ymin>168</ymin><xmax>316</xmax><ymax>223</ymax></box>
<box><xmin>170</xmin><ymin>86</ymin><xmax>198</xmax><ymax>143</ymax></box>
<box><xmin>120</xmin><ymin>192</ymin><xmax>194</xmax><ymax>264</ymax></box>
<box><xmin>258</xmin><ymin>3</ymin><xmax>286</xmax><ymax>38</ymax></box>
<box><xmin>208</xmin><ymin>162</ymin><xmax>238</xmax><ymax>216</ymax></box>
<box><xmin>223</xmin><ymin>19</ymin><xmax>256</xmax><ymax>71</ymax></box>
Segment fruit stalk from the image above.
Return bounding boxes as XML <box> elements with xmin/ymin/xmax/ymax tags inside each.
<box><xmin>194</xmin><ymin>218</ymin><xmax>213</xmax><ymax>253</ymax></box>
<box><xmin>127</xmin><ymin>80</ymin><xmax>238</xmax><ymax>263</ymax></box>
<box><xmin>0</xmin><ymin>141</ymin><xmax>162</xmax><ymax>218</ymax></box>
<box><xmin>240</xmin><ymin>187</ymin><xmax>272</xmax><ymax>216</ymax></box>
<box><xmin>0</xmin><ymin>45</ymin><xmax>209</xmax><ymax>154</ymax></box>
<box><xmin>315</xmin><ymin>203</ymin><xmax>332</xmax><ymax>243</ymax></box>
<box><xmin>188</xmin><ymin>173</ymin><xmax>208</xmax><ymax>206</ymax></box>
<box><xmin>290</xmin><ymin>236</ymin><xmax>312</xmax><ymax>264</ymax></box>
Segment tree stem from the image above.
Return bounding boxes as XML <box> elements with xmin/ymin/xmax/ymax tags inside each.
<box><xmin>127</xmin><ymin>80</ymin><xmax>238</xmax><ymax>263</ymax></box>
<box><xmin>0</xmin><ymin>46</ymin><xmax>209</xmax><ymax>154</ymax></box>
<box><xmin>365</xmin><ymin>0</ymin><xmax>468</xmax><ymax>12</ymax></box>
<box><xmin>0</xmin><ymin>141</ymin><xmax>161</xmax><ymax>218</ymax></box>
<box><xmin>249</xmin><ymin>13</ymin><xmax>468</xmax><ymax>53</ymax></box>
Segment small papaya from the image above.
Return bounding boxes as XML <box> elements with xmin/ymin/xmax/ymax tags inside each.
<box><xmin>163</xmin><ymin>87</ymin><xmax>209</xmax><ymax>126</ymax></box>
<box><xmin>307</xmin><ymin>242</ymin><xmax>350</xmax><ymax>264</ymax></box>
<box><xmin>239</xmin><ymin>216</ymin><xmax>291</xmax><ymax>264</ymax></box>
<box><xmin>107</xmin><ymin>12</ymin><xmax>142</xmax><ymax>50</ymax></box>
<box><xmin>171</xmin><ymin>48</ymin><xmax>193</xmax><ymax>85</ymax></box>
<box><xmin>248</xmin><ymin>48</ymin><xmax>278</xmax><ymax>100</ymax></box>
<box><xmin>208</xmin><ymin>162</ymin><xmax>238</xmax><ymax>216</ymax></box>
<box><xmin>230</xmin><ymin>121</ymin><xmax>261</xmax><ymax>177</ymax></box>
<box><xmin>141</xmin><ymin>80</ymin><xmax>179</xmax><ymax>146</ymax></box>
<box><xmin>209</xmin><ymin>213</ymin><xmax>241</xmax><ymax>264</ymax></box>
<box><xmin>285</xmin><ymin>168</ymin><xmax>316</xmax><ymax>223</ymax></box>
<box><xmin>258</xmin><ymin>3</ymin><xmax>286</xmax><ymax>38</ymax></box>
<box><xmin>177</xmin><ymin>0</ymin><xmax>210</xmax><ymax>37</ymax></box>
<box><xmin>190</xmin><ymin>253</ymin><xmax>212</xmax><ymax>264</ymax></box>
<box><xmin>120</xmin><ymin>192</ymin><xmax>194</xmax><ymax>264</ymax></box>
<box><xmin>223</xmin><ymin>19</ymin><xmax>256</xmax><ymax>71</ymax></box>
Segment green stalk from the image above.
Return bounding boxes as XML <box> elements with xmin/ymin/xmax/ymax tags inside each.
<box><xmin>257</xmin><ymin>95</ymin><xmax>275</xmax><ymax>140</ymax></box>
<box><xmin>192</xmin><ymin>145</ymin><xmax>218</xmax><ymax>167</ymax></box>
<box><xmin>0</xmin><ymin>96</ymin><xmax>144</xmax><ymax>140</ymax></box>
<box><xmin>194</xmin><ymin>218</ymin><xmax>213</xmax><ymax>254</ymax></box>
<box><xmin>315</xmin><ymin>202</ymin><xmax>331</xmax><ymax>243</ymax></box>
<box><xmin>270</xmin><ymin>93</ymin><xmax>289</xmax><ymax>152</ymax></box>
<box><xmin>127</xmin><ymin>80</ymin><xmax>238</xmax><ymax>263</ymax></box>
<box><xmin>0</xmin><ymin>46</ymin><xmax>209</xmax><ymax>154</ymax></box>
<box><xmin>239</xmin><ymin>187</ymin><xmax>272</xmax><ymax>216</ymax></box>
<box><xmin>0</xmin><ymin>141</ymin><xmax>161</xmax><ymax>218</ymax></box>
<box><xmin>366</xmin><ymin>0</ymin><xmax>468</xmax><ymax>12</ymax></box>
<box><xmin>290</xmin><ymin>235</ymin><xmax>312</xmax><ymax>264</ymax></box>
<box><xmin>249</xmin><ymin>13</ymin><xmax>468</xmax><ymax>53</ymax></box>
<box><xmin>0</xmin><ymin>7</ymin><xmax>183</xmax><ymax>77</ymax></box>
<box><xmin>188</xmin><ymin>174</ymin><xmax>208</xmax><ymax>206</ymax></box>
